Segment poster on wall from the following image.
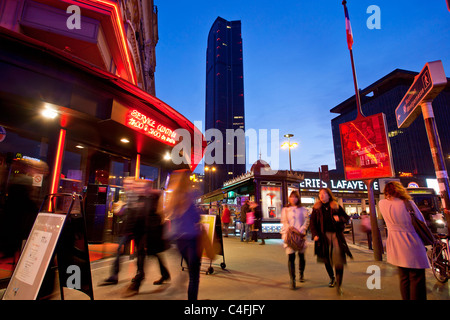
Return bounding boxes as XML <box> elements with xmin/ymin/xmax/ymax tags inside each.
<box><xmin>339</xmin><ymin>113</ymin><xmax>395</xmax><ymax>181</ymax></box>
<box><xmin>261</xmin><ymin>184</ymin><xmax>282</xmax><ymax>220</ymax></box>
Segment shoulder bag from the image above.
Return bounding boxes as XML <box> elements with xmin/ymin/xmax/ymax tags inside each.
<box><xmin>404</xmin><ymin>200</ymin><xmax>435</xmax><ymax>246</ymax></box>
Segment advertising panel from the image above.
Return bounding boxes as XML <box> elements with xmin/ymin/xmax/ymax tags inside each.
<box><xmin>339</xmin><ymin>113</ymin><xmax>394</xmax><ymax>181</ymax></box>
<box><xmin>261</xmin><ymin>184</ymin><xmax>283</xmax><ymax>220</ymax></box>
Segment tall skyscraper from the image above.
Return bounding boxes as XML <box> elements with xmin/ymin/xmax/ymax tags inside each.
<box><xmin>205</xmin><ymin>17</ymin><xmax>246</xmax><ymax>193</ymax></box>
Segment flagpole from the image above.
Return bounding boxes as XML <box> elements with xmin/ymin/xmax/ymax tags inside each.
<box><xmin>342</xmin><ymin>0</ymin><xmax>364</xmax><ymax>120</ymax></box>
<box><xmin>342</xmin><ymin>0</ymin><xmax>383</xmax><ymax>261</ymax></box>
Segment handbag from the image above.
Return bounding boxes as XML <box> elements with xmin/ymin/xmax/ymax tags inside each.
<box><xmin>404</xmin><ymin>200</ymin><xmax>435</xmax><ymax>246</ymax></box>
<box><xmin>284</xmin><ymin>226</ymin><xmax>306</xmax><ymax>251</ymax></box>
<box><xmin>246</xmin><ymin>211</ymin><xmax>255</xmax><ymax>225</ymax></box>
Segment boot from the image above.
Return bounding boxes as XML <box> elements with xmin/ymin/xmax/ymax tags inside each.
<box><xmin>288</xmin><ymin>256</ymin><xmax>296</xmax><ymax>290</ymax></box>
<box><xmin>290</xmin><ymin>278</ymin><xmax>296</xmax><ymax>290</ymax></box>
<box><xmin>153</xmin><ymin>275</ymin><xmax>171</xmax><ymax>285</ymax></box>
<box><xmin>299</xmin><ymin>271</ymin><xmax>305</xmax><ymax>283</ymax></box>
<box><xmin>328</xmin><ymin>277</ymin><xmax>336</xmax><ymax>287</ymax></box>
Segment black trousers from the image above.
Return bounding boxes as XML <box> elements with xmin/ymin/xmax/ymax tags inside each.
<box><xmin>288</xmin><ymin>252</ymin><xmax>305</xmax><ymax>280</ymax></box>
<box><xmin>398</xmin><ymin>267</ymin><xmax>427</xmax><ymax>300</ymax></box>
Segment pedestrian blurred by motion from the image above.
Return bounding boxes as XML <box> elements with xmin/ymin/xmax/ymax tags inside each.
<box><xmin>221</xmin><ymin>204</ymin><xmax>231</xmax><ymax>237</ymax></box>
<box><xmin>281</xmin><ymin>191</ymin><xmax>309</xmax><ymax>289</ymax></box>
<box><xmin>310</xmin><ymin>188</ymin><xmax>352</xmax><ymax>295</ymax></box>
<box><xmin>165</xmin><ymin>169</ymin><xmax>202</xmax><ymax>301</ymax></box>
<box><xmin>146</xmin><ymin>183</ymin><xmax>171</xmax><ymax>286</ymax></box>
<box><xmin>240</xmin><ymin>200</ymin><xmax>251</xmax><ymax>242</ymax></box>
<box><xmin>360</xmin><ymin>211</ymin><xmax>373</xmax><ymax>250</ymax></box>
<box><xmin>378</xmin><ymin>181</ymin><xmax>430</xmax><ymax>300</ymax></box>
<box><xmin>250</xmin><ymin>202</ymin><xmax>265</xmax><ymax>245</ymax></box>
<box><xmin>100</xmin><ymin>177</ymin><xmax>135</xmax><ymax>286</ymax></box>
<box><xmin>122</xmin><ymin>179</ymin><xmax>151</xmax><ymax>296</ymax></box>
<box><xmin>123</xmin><ymin>179</ymin><xmax>170</xmax><ymax>296</ymax></box>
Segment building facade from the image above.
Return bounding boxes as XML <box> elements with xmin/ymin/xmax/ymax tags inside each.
<box><xmin>205</xmin><ymin>17</ymin><xmax>246</xmax><ymax>193</ymax></box>
<box><xmin>0</xmin><ymin>0</ymin><xmax>159</xmax><ymax>95</ymax></box>
<box><xmin>331</xmin><ymin>69</ymin><xmax>450</xmax><ymax>179</ymax></box>
<box><xmin>0</xmin><ymin>0</ymin><xmax>203</xmax><ymax>285</ymax></box>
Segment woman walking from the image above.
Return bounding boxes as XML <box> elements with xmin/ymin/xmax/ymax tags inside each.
<box><xmin>165</xmin><ymin>170</ymin><xmax>202</xmax><ymax>300</ymax></box>
<box><xmin>281</xmin><ymin>191</ymin><xmax>309</xmax><ymax>289</ymax></box>
<box><xmin>378</xmin><ymin>181</ymin><xmax>430</xmax><ymax>300</ymax></box>
<box><xmin>310</xmin><ymin>188</ymin><xmax>352</xmax><ymax>295</ymax></box>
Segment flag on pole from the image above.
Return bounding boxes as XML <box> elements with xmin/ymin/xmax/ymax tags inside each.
<box><xmin>344</xmin><ymin>3</ymin><xmax>354</xmax><ymax>50</ymax></box>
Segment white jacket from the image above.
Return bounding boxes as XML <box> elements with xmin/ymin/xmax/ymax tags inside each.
<box><xmin>281</xmin><ymin>206</ymin><xmax>310</xmax><ymax>254</ymax></box>
<box><xmin>379</xmin><ymin>198</ymin><xmax>430</xmax><ymax>269</ymax></box>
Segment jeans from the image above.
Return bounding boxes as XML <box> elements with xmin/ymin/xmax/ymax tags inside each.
<box><xmin>177</xmin><ymin>237</ymin><xmax>201</xmax><ymax>300</ymax></box>
<box><xmin>240</xmin><ymin>223</ymin><xmax>250</xmax><ymax>241</ymax></box>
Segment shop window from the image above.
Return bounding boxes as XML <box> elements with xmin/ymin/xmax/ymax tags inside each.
<box><xmin>60</xmin><ymin>140</ymin><xmax>88</xmax><ymax>194</ymax></box>
<box><xmin>0</xmin><ymin>128</ymin><xmax>49</xmax><ymax>281</ymax></box>
<box><xmin>140</xmin><ymin>164</ymin><xmax>159</xmax><ymax>185</ymax></box>
<box><xmin>109</xmin><ymin>159</ymin><xmax>131</xmax><ymax>187</ymax></box>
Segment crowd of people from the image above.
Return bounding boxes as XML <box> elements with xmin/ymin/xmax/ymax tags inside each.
<box><xmin>278</xmin><ymin>182</ymin><xmax>432</xmax><ymax>300</ymax></box>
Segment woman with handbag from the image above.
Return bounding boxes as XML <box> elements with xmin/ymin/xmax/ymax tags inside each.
<box><xmin>379</xmin><ymin>181</ymin><xmax>430</xmax><ymax>300</ymax></box>
<box><xmin>310</xmin><ymin>188</ymin><xmax>352</xmax><ymax>295</ymax></box>
<box><xmin>281</xmin><ymin>191</ymin><xmax>310</xmax><ymax>290</ymax></box>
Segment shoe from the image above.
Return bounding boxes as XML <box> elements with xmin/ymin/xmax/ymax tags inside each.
<box><xmin>122</xmin><ymin>281</ymin><xmax>140</xmax><ymax>297</ymax></box>
<box><xmin>153</xmin><ymin>276</ymin><xmax>171</xmax><ymax>285</ymax></box>
<box><xmin>328</xmin><ymin>277</ymin><xmax>336</xmax><ymax>288</ymax></box>
<box><xmin>336</xmin><ymin>286</ymin><xmax>343</xmax><ymax>296</ymax></box>
<box><xmin>98</xmin><ymin>275</ymin><xmax>118</xmax><ymax>286</ymax></box>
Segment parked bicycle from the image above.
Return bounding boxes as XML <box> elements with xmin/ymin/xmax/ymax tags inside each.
<box><xmin>429</xmin><ymin>233</ymin><xmax>450</xmax><ymax>283</ymax></box>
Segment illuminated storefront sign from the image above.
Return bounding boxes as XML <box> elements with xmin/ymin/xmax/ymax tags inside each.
<box><xmin>339</xmin><ymin>113</ymin><xmax>394</xmax><ymax>180</ymax></box>
<box><xmin>126</xmin><ymin>109</ymin><xmax>177</xmax><ymax>145</ymax></box>
<box><xmin>300</xmin><ymin>178</ymin><xmax>379</xmax><ymax>192</ymax></box>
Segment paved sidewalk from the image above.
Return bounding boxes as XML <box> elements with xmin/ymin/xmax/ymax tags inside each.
<box><xmin>54</xmin><ymin>235</ymin><xmax>450</xmax><ymax>300</ymax></box>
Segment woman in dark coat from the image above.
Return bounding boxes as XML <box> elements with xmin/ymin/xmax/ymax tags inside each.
<box><xmin>310</xmin><ymin>188</ymin><xmax>352</xmax><ymax>295</ymax></box>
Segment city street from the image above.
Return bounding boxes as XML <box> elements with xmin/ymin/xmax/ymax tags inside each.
<box><xmin>54</xmin><ymin>235</ymin><xmax>450</xmax><ymax>301</ymax></box>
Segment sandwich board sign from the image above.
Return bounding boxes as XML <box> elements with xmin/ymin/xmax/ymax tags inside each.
<box><xmin>3</xmin><ymin>213</ymin><xmax>66</xmax><ymax>300</ymax></box>
<box><xmin>2</xmin><ymin>193</ymin><xmax>94</xmax><ymax>300</ymax></box>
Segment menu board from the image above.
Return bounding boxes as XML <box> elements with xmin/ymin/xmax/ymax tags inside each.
<box><xmin>200</xmin><ymin>214</ymin><xmax>216</xmax><ymax>258</ymax></box>
<box><xmin>3</xmin><ymin>213</ymin><xmax>66</xmax><ymax>300</ymax></box>
<box><xmin>339</xmin><ymin>113</ymin><xmax>394</xmax><ymax>180</ymax></box>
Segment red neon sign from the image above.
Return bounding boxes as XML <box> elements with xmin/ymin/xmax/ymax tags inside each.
<box><xmin>126</xmin><ymin>109</ymin><xmax>177</xmax><ymax>145</ymax></box>
<box><xmin>339</xmin><ymin>113</ymin><xmax>394</xmax><ymax>180</ymax></box>
<box><xmin>49</xmin><ymin>128</ymin><xmax>66</xmax><ymax>211</ymax></box>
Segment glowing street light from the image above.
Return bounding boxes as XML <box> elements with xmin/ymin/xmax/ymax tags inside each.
<box><xmin>281</xmin><ymin>134</ymin><xmax>298</xmax><ymax>172</ymax></box>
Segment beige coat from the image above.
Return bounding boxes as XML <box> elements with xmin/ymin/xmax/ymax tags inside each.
<box><xmin>379</xmin><ymin>198</ymin><xmax>430</xmax><ymax>269</ymax></box>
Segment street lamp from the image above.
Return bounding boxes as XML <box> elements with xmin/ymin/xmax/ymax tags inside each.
<box><xmin>281</xmin><ymin>134</ymin><xmax>298</xmax><ymax>172</ymax></box>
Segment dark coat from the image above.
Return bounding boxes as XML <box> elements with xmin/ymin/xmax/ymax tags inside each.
<box><xmin>310</xmin><ymin>201</ymin><xmax>353</xmax><ymax>264</ymax></box>
<box><xmin>123</xmin><ymin>193</ymin><xmax>168</xmax><ymax>255</ymax></box>
<box><xmin>144</xmin><ymin>193</ymin><xmax>169</xmax><ymax>255</ymax></box>
<box><xmin>240</xmin><ymin>203</ymin><xmax>250</xmax><ymax>224</ymax></box>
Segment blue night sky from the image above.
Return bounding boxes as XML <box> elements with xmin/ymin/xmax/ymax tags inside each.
<box><xmin>154</xmin><ymin>0</ymin><xmax>450</xmax><ymax>173</ymax></box>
